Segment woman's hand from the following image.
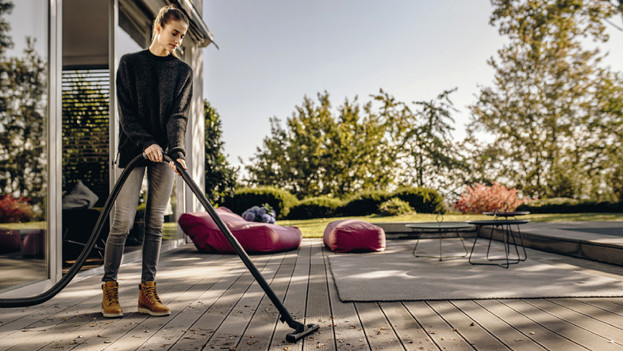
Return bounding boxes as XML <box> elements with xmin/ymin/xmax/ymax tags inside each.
<box><xmin>144</xmin><ymin>144</ymin><xmax>164</xmax><ymax>162</ymax></box>
<box><xmin>169</xmin><ymin>159</ymin><xmax>187</xmax><ymax>176</ymax></box>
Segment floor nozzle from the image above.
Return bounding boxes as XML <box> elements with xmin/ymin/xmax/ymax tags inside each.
<box><xmin>286</xmin><ymin>323</ymin><xmax>320</xmax><ymax>342</ymax></box>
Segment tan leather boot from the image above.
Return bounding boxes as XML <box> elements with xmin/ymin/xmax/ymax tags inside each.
<box><xmin>101</xmin><ymin>281</ymin><xmax>123</xmax><ymax>318</ymax></box>
<box><xmin>137</xmin><ymin>281</ymin><xmax>170</xmax><ymax>316</ymax></box>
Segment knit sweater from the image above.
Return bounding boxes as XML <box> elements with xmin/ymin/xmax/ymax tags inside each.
<box><xmin>116</xmin><ymin>49</ymin><xmax>193</xmax><ymax>168</ymax></box>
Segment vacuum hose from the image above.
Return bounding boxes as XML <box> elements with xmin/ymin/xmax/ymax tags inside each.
<box><xmin>0</xmin><ymin>153</ymin><xmax>148</xmax><ymax>308</ymax></box>
<box><xmin>0</xmin><ymin>153</ymin><xmax>319</xmax><ymax>342</ymax></box>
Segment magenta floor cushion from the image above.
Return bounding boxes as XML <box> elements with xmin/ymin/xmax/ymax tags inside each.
<box><xmin>323</xmin><ymin>219</ymin><xmax>386</xmax><ymax>253</ymax></box>
<box><xmin>178</xmin><ymin>207</ymin><xmax>302</xmax><ymax>254</ymax></box>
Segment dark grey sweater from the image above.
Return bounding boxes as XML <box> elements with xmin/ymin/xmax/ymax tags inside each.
<box><xmin>116</xmin><ymin>49</ymin><xmax>193</xmax><ymax>168</ymax></box>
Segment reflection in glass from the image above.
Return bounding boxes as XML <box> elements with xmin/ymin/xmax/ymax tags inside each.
<box><xmin>0</xmin><ymin>0</ymin><xmax>48</xmax><ymax>292</ymax></box>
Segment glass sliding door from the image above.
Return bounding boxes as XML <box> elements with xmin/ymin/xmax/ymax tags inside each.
<box><xmin>61</xmin><ymin>0</ymin><xmax>110</xmax><ymax>271</ymax></box>
<box><xmin>0</xmin><ymin>0</ymin><xmax>49</xmax><ymax>292</ymax></box>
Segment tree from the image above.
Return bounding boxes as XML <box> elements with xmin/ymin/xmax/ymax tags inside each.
<box><xmin>392</xmin><ymin>89</ymin><xmax>469</xmax><ymax>195</ymax></box>
<box><xmin>0</xmin><ymin>38</ymin><xmax>47</xmax><ymax>216</ymax></box>
<box><xmin>467</xmin><ymin>0</ymin><xmax>622</xmax><ymax>200</ymax></box>
<box><xmin>245</xmin><ymin>92</ymin><xmax>397</xmax><ymax>198</ymax></box>
<box><xmin>0</xmin><ymin>0</ymin><xmax>14</xmax><ymax>56</ymax></box>
<box><xmin>204</xmin><ymin>100</ymin><xmax>238</xmax><ymax>205</ymax></box>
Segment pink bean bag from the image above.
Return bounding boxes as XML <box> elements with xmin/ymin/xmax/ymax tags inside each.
<box><xmin>323</xmin><ymin>219</ymin><xmax>386</xmax><ymax>253</ymax></box>
<box><xmin>178</xmin><ymin>207</ymin><xmax>302</xmax><ymax>254</ymax></box>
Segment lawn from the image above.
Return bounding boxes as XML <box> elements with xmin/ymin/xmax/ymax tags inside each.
<box><xmin>277</xmin><ymin>212</ymin><xmax>623</xmax><ymax>238</ymax></box>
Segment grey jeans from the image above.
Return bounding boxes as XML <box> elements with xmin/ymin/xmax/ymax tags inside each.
<box><xmin>102</xmin><ymin>162</ymin><xmax>174</xmax><ymax>283</ymax></box>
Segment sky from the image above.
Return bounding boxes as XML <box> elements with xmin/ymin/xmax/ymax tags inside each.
<box><xmin>201</xmin><ymin>1</ymin><xmax>623</xmax><ymax>171</ymax></box>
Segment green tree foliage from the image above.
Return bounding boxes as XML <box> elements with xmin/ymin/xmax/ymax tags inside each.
<box><xmin>245</xmin><ymin>92</ymin><xmax>397</xmax><ymax>198</ymax></box>
<box><xmin>0</xmin><ymin>38</ymin><xmax>47</xmax><ymax>216</ymax></box>
<box><xmin>62</xmin><ymin>70</ymin><xmax>110</xmax><ymax>204</ymax></box>
<box><xmin>245</xmin><ymin>90</ymin><xmax>468</xmax><ymax>199</ymax></box>
<box><xmin>467</xmin><ymin>0</ymin><xmax>622</xmax><ymax>200</ymax></box>
<box><xmin>378</xmin><ymin>89</ymin><xmax>469</xmax><ymax>194</ymax></box>
<box><xmin>204</xmin><ymin>100</ymin><xmax>238</xmax><ymax>205</ymax></box>
<box><xmin>0</xmin><ymin>0</ymin><xmax>14</xmax><ymax>55</ymax></box>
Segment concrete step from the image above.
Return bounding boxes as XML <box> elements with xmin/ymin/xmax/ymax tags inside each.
<box><xmin>375</xmin><ymin>221</ymin><xmax>623</xmax><ymax>266</ymax></box>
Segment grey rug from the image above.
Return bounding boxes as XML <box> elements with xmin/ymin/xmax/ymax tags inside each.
<box><xmin>328</xmin><ymin>241</ymin><xmax>623</xmax><ymax>301</ymax></box>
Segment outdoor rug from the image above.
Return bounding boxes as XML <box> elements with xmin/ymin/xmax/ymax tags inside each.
<box><xmin>328</xmin><ymin>240</ymin><xmax>623</xmax><ymax>301</ymax></box>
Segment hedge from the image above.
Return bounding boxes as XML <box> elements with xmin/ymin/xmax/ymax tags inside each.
<box><xmin>517</xmin><ymin>197</ymin><xmax>623</xmax><ymax>213</ymax></box>
<box><xmin>287</xmin><ymin>196</ymin><xmax>343</xmax><ymax>219</ymax></box>
<box><xmin>222</xmin><ymin>187</ymin><xmax>298</xmax><ymax>219</ymax></box>
<box><xmin>392</xmin><ymin>187</ymin><xmax>445</xmax><ymax>214</ymax></box>
<box><xmin>339</xmin><ymin>190</ymin><xmax>391</xmax><ymax>216</ymax></box>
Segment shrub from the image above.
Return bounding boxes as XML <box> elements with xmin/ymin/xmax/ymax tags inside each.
<box><xmin>339</xmin><ymin>190</ymin><xmax>391</xmax><ymax>216</ymax></box>
<box><xmin>287</xmin><ymin>196</ymin><xmax>342</xmax><ymax>219</ymax></box>
<box><xmin>517</xmin><ymin>198</ymin><xmax>623</xmax><ymax>213</ymax></box>
<box><xmin>378</xmin><ymin>198</ymin><xmax>414</xmax><ymax>216</ymax></box>
<box><xmin>392</xmin><ymin>187</ymin><xmax>445</xmax><ymax>213</ymax></box>
<box><xmin>0</xmin><ymin>194</ymin><xmax>34</xmax><ymax>223</ymax></box>
<box><xmin>222</xmin><ymin>187</ymin><xmax>298</xmax><ymax>219</ymax></box>
<box><xmin>454</xmin><ymin>182</ymin><xmax>528</xmax><ymax>214</ymax></box>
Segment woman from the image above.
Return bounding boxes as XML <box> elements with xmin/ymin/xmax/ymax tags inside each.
<box><xmin>101</xmin><ymin>5</ymin><xmax>192</xmax><ymax>318</ymax></box>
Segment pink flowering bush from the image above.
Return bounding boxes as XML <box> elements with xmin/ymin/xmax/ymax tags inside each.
<box><xmin>454</xmin><ymin>182</ymin><xmax>528</xmax><ymax>214</ymax></box>
<box><xmin>0</xmin><ymin>194</ymin><xmax>34</xmax><ymax>223</ymax></box>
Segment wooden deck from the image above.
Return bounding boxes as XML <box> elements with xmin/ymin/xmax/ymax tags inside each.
<box><xmin>0</xmin><ymin>239</ymin><xmax>621</xmax><ymax>351</ymax></box>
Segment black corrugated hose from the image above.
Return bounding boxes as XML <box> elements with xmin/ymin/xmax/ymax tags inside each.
<box><xmin>0</xmin><ymin>154</ymin><xmax>319</xmax><ymax>342</ymax></box>
<box><xmin>0</xmin><ymin>153</ymin><xmax>147</xmax><ymax>308</ymax></box>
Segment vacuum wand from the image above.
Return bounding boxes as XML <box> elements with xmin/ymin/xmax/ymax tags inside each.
<box><xmin>165</xmin><ymin>155</ymin><xmax>319</xmax><ymax>342</ymax></box>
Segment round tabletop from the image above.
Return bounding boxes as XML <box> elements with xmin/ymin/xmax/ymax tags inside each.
<box><xmin>482</xmin><ymin>211</ymin><xmax>530</xmax><ymax>217</ymax></box>
<box><xmin>406</xmin><ymin>222</ymin><xmax>475</xmax><ymax>230</ymax></box>
<box><xmin>467</xmin><ymin>219</ymin><xmax>530</xmax><ymax>225</ymax></box>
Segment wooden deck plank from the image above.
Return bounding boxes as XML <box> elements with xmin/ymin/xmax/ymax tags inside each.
<box><xmin>403</xmin><ymin>301</ymin><xmax>473</xmax><ymax>351</ymax></box>
<box><xmin>324</xmin><ymin>251</ymin><xmax>369</xmax><ymax>351</ymax></box>
<box><xmin>61</xmin><ymin>252</ymin><xmax>241</xmax><ymax>351</ymax></box>
<box><xmin>201</xmin><ymin>253</ymin><xmax>285</xmax><ymax>350</ymax></box>
<box><xmin>0</xmin><ymin>263</ymin><xmax>152</xmax><ymax>350</ymax></box>
<box><xmin>0</xmin><ymin>239</ymin><xmax>622</xmax><ymax>351</ymax></box>
<box><xmin>573</xmin><ymin>298</ymin><xmax>624</xmax><ymax>315</ymax></box>
<box><xmin>235</xmin><ymin>248</ymin><xmax>300</xmax><ymax>351</ymax></box>
<box><xmin>140</xmin><ymin>253</ymin><xmax>283</xmax><ymax>351</ymax></box>
<box><xmin>521</xmin><ymin>299</ymin><xmax>623</xmax><ymax>347</ymax></box>
<box><xmin>546</xmin><ymin>298</ymin><xmax>623</xmax><ymax>329</ymax></box>
<box><xmin>354</xmin><ymin>302</ymin><xmax>403</xmax><ymax>351</ymax></box>
<box><xmin>380</xmin><ymin>302</ymin><xmax>438</xmax><ymax>351</ymax></box>
<box><xmin>501</xmin><ymin>299</ymin><xmax>621</xmax><ymax>351</ymax></box>
<box><xmin>427</xmin><ymin>300</ymin><xmax>509</xmax><ymax>350</ymax></box>
<box><xmin>268</xmin><ymin>240</ymin><xmax>313</xmax><ymax>351</ymax></box>
<box><xmin>81</xmin><ymin>256</ymin><xmax>252</xmax><ymax>351</ymax></box>
<box><xmin>450</xmin><ymin>300</ymin><xmax>545</xmax><ymax>351</ymax></box>
<box><xmin>474</xmin><ymin>299</ymin><xmax>586</xmax><ymax>351</ymax></box>
<box><xmin>302</xmin><ymin>242</ymin><xmax>335</xmax><ymax>351</ymax></box>
<box><xmin>38</xmin><ymin>254</ymin><xmax>235</xmax><ymax>350</ymax></box>
<box><xmin>160</xmin><ymin>254</ymin><xmax>274</xmax><ymax>351</ymax></box>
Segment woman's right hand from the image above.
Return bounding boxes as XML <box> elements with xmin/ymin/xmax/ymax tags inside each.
<box><xmin>144</xmin><ymin>144</ymin><xmax>164</xmax><ymax>162</ymax></box>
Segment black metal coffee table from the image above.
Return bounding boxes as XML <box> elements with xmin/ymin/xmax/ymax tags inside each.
<box><xmin>406</xmin><ymin>222</ymin><xmax>475</xmax><ymax>261</ymax></box>
<box><xmin>467</xmin><ymin>218</ymin><xmax>530</xmax><ymax>268</ymax></box>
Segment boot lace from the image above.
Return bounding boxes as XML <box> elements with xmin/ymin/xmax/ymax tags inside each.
<box><xmin>143</xmin><ymin>285</ymin><xmax>162</xmax><ymax>304</ymax></box>
<box><xmin>104</xmin><ymin>284</ymin><xmax>119</xmax><ymax>306</ymax></box>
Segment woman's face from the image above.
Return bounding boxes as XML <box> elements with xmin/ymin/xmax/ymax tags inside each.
<box><xmin>155</xmin><ymin>19</ymin><xmax>189</xmax><ymax>54</ymax></box>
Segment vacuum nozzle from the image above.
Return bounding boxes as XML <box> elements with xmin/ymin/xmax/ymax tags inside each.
<box><xmin>285</xmin><ymin>323</ymin><xmax>320</xmax><ymax>343</ymax></box>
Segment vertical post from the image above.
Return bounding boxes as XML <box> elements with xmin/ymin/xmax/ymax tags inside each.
<box><xmin>48</xmin><ymin>0</ymin><xmax>63</xmax><ymax>284</ymax></box>
<box><xmin>108</xmin><ymin>0</ymin><xmax>119</xmax><ymax>224</ymax></box>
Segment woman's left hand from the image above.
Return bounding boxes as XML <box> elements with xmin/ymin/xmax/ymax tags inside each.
<box><xmin>169</xmin><ymin>158</ymin><xmax>187</xmax><ymax>176</ymax></box>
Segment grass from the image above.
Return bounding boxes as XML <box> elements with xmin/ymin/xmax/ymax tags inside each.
<box><xmin>277</xmin><ymin>212</ymin><xmax>623</xmax><ymax>238</ymax></box>
<box><xmin>1</xmin><ymin>212</ymin><xmax>620</xmax><ymax>239</ymax></box>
